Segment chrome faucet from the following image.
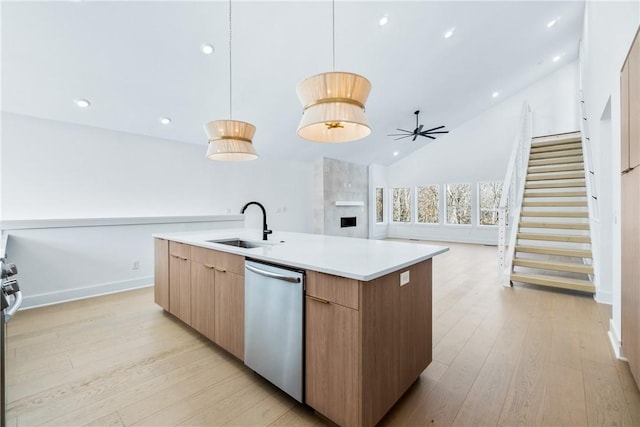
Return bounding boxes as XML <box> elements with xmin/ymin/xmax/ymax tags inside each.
<box><xmin>241</xmin><ymin>201</ymin><xmax>273</xmax><ymax>241</ymax></box>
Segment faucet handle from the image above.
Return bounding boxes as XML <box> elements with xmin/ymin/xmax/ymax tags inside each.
<box><xmin>265</xmin><ymin>229</ymin><xmax>273</xmax><ymax>235</ymax></box>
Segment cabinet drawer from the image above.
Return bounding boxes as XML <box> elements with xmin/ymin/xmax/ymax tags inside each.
<box><xmin>306</xmin><ymin>271</ymin><xmax>359</xmax><ymax>310</ymax></box>
<box><xmin>169</xmin><ymin>241</ymin><xmax>190</xmax><ymax>259</ymax></box>
<box><xmin>191</xmin><ymin>246</ymin><xmax>244</xmax><ymax>276</ymax></box>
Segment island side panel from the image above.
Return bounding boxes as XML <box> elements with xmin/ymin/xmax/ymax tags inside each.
<box><xmin>153</xmin><ymin>238</ymin><xmax>169</xmax><ymax>311</ymax></box>
<box><xmin>398</xmin><ymin>259</ymin><xmax>432</xmax><ymax>394</ymax></box>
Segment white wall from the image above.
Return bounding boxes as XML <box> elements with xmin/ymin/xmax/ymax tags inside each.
<box><xmin>579</xmin><ymin>0</ymin><xmax>640</xmax><ymax>356</ymax></box>
<box><xmin>386</xmin><ymin>61</ymin><xmax>580</xmax><ymax>244</ymax></box>
<box><xmin>1</xmin><ymin>113</ymin><xmax>314</xmax><ymax>307</ymax></box>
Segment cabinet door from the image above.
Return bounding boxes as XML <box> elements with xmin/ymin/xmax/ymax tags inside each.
<box><xmin>154</xmin><ymin>238</ymin><xmax>169</xmax><ymax>311</ymax></box>
<box><xmin>622</xmin><ymin>59</ymin><xmax>630</xmax><ymax>172</ymax></box>
<box><xmin>630</xmin><ymin>35</ymin><xmax>640</xmax><ymax>169</ymax></box>
<box><xmin>169</xmin><ymin>255</ymin><xmax>191</xmax><ymax>324</ymax></box>
<box><xmin>214</xmin><ymin>271</ymin><xmax>244</xmax><ymax>360</ymax></box>
<box><xmin>305</xmin><ymin>296</ymin><xmax>360</xmax><ymax>427</ymax></box>
<box><xmin>622</xmin><ymin>169</ymin><xmax>640</xmax><ymax>384</ymax></box>
<box><xmin>191</xmin><ymin>262</ymin><xmax>215</xmax><ymax>341</ymax></box>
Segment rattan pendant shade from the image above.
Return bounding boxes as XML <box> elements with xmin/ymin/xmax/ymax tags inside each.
<box><xmin>296</xmin><ymin>71</ymin><xmax>372</xmax><ymax>143</ymax></box>
<box><xmin>204</xmin><ymin>120</ymin><xmax>257</xmax><ymax>161</ymax></box>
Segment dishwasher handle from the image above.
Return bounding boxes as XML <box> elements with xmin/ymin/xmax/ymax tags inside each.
<box><xmin>245</xmin><ymin>264</ymin><xmax>301</xmax><ymax>283</ymax></box>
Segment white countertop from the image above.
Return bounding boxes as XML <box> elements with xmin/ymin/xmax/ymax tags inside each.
<box><xmin>153</xmin><ymin>229</ymin><xmax>449</xmax><ymax>281</ymax></box>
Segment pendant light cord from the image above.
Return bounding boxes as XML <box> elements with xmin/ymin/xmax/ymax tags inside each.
<box><xmin>332</xmin><ymin>0</ymin><xmax>335</xmax><ymax>71</ymax></box>
<box><xmin>229</xmin><ymin>0</ymin><xmax>233</xmax><ymax>119</ymax></box>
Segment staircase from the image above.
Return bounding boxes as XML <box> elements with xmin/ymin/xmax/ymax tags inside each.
<box><xmin>509</xmin><ymin>131</ymin><xmax>596</xmax><ymax>294</ymax></box>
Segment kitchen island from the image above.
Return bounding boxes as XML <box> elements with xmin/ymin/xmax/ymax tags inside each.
<box><xmin>153</xmin><ymin>229</ymin><xmax>448</xmax><ymax>427</ymax></box>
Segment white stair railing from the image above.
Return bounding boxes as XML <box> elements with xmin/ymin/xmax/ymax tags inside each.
<box><xmin>498</xmin><ymin>102</ymin><xmax>533</xmax><ymax>286</ymax></box>
<box><xmin>579</xmin><ymin>90</ymin><xmax>599</xmax><ymax>289</ymax></box>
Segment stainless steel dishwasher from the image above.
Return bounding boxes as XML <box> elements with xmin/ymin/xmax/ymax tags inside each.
<box><xmin>244</xmin><ymin>259</ymin><xmax>304</xmax><ymax>402</ymax></box>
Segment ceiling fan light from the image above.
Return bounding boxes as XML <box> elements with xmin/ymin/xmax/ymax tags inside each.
<box><xmin>204</xmin><ymin>119</ymin><xmax>258</xmax><ymax>161</ymax></box>
<box><xmin>296</xmin><ymin>72</ymin><xmax>372</xmax><ymax>143</ymax></box>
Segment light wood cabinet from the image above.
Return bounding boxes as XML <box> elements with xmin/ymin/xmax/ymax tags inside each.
<box><xmin>306</xmin><ymin>294</ymin><xmax>361</xmax><ymax>427</ymax></box>
<box><xmin>630</xmin><ymin>33</ymin><xmax>640</xmax><ymax>169</ymax></box>
<box><xmin>621</xmin><ymin>28</ymin><xmax>640</xmax><ymax>388</ymax></box>
<box><xmin>169</xmin><ymin>242</ymin><xmax>191</xmax><ymax>324</ymax></box>
<box><xmin>190</xmin><ymin>261</ymin><xmax>216</xmax><ymax>341</ymax></box>
<box><xmin>153</xmin><ymin>238</ymin><xmax>169</xmax><ymax>311</ymax></box>
<box><xmin>214</xmin><ymin>271</ymin><xmax>244</xmax><ymax>360</ymax></box>
<box><xmin>305</xmin><ymin>260</ymin><xmax>433</xmax><ymax>427</ymax></box>
<box><xmin>622</xmin><ymin>59</ymin><xmax>630</xmax><ymax>172</ymax></box>
<box><xmin>622</xmin><ymin>168</ymin><xmax>640</xmax><ymax>384</ymax></box>
<box><xmin>622</xmin><ymin>29</ymin><xmax>640</xmax><ymax>171</ymax></box>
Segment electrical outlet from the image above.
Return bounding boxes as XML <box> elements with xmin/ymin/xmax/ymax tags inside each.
<box><xmin>400</xmin><ymin>270</ymin><xmax>410</xmax><ymax>286</ymax></box>
<box><xmin>132</xmin><ymin>260</ymin><xmax>140</xmax><ymax>270</ymax></box>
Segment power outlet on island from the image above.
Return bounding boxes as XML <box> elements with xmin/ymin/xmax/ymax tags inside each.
<box><xmin>132</xmin><ymin>260</ymin><xmax>140</xmax><ymax>270</ymax></box>
<box><xmin>400</xmin><ymin>270</ymin><xmax>410</xmax><ymax>286</ymax></box>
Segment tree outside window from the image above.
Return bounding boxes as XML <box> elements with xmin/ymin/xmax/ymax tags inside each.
<box><xmin>392</xmin><ymin>188</ymin><xmax>411</xmax><ymax>222</ymax></box>
<box><xmin>446</xmin><ymin>184</ymin><xmax>472</xmax><ymax>225</ymax></box>
<box><xmin>417</xmin><ymin>185</ymin><xmax>439</xmax><ymax>224</ymax></box>
<box><xmin>375</xmin><ymin>188</ymin><xmax>384</xmax><ymax>223</ymax></box>
<box><xmin>479</xmin><ymin>182</ymin><xmax>503</xmax><ymax>226</ymax></box>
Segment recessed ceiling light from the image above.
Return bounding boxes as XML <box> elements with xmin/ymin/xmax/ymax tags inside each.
<box><xmin>379</xmin><ymin>15</ymin><xmax>389</xmax><ymax>26</ymax></box>
<box><xmin>552</xmin><ymin>53</ymin><xmax>564</xmax><ymax>62</ymax></box>
<box><xmin>74</xmin><ymin>99</ymin><xmax>90</xmax><ymax>108</ymax></box>
<box><xmin>159</xmin><ymin>117</ymin><xmax>171</xmax><ymax>125</ymax></box>
<box><xmin>200</xmin><ymin>43</ymin><xmax>214</xmax><ymax>55</ymax></box>
<box><xmin>444</xmin><ymin>28</ymin><xmax>455</xmax><ymax>39</ymax></box>
<box><xmin>547</xmin><ymin>18</ymin><xmax>559</xmax><ymax>28</ymax></box>
<box><xmin>492</xmin><ymin>91</ymin><xmax>500</xmax><ymax>98</ymax></box>
<box><xmin>393</xmin><ymin>151</ymin><xmax>399</xmax><ymax>157</ymax></box>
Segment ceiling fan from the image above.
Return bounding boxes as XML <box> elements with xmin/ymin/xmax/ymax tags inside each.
<box><xmin>388</xmin><ymin>110</ymin><xmax>449</xmax><ymax>141</ymax></box>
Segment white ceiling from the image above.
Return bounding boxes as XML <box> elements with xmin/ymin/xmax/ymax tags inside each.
<box><xmin>1</xmin><ymin>1</ymin><xmax>585</xmax><ymax>166</ymax></box>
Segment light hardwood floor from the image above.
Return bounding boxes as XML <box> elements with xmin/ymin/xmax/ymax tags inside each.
<box><xmin>6</xmin><ymin>241</ymin><xmax>640</xmax><ymax>426</ymax></box>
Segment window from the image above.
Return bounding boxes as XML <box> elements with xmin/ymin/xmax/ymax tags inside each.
<box><xmin>375</xmin><ymin>188</ymin><xmax>384</xmax><ymax>223</ymax></box>
<box><xmin>417</xmin><ymin>185</ymin><xmax>439</xmax><ymax>224</ymax></box>
<box><xmin>479</xmin><ymin>182</ymin><xmax>503</xmax><ymax>226</ymax></box>
<box><xmin>446</xmin><ymin>184</ymin><xmax>472</xmax><ymax>225</ymax></box>
<box><xmin>392</xmin><ymin>188</ymin><xmax>411</xmax><ymax>222</ymax></box>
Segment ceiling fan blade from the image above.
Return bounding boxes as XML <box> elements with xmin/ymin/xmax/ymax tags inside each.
<box><xmin>394</xmin><ymin>135</ymin><xmax>414</xmax><ymax>141</ymax></box>
<box><xmin>416</xmin><ymin>124</ymin><xmax>424</xmax><ymax>134</ymax></box>
<box><xmin>424</xmin><ymin>135</ymin><xmax>436</xmax><ymax>140</ymax></box>
<box><xmin>422</xmin><ymin>130</ymin><xmax>449</xmax><ymax>135</ymax></box>
<box><xmin>387</xmin><ymin>133</ymin><xmax>411</xmax><ymax>136</ymax></box>
<box><xmin>396</xmin><ymin>128</ymin><xmax>413</xmax><ymax>133</ymax></box>
<box><xmin>412</xmin><ymin>134</ymin><xmax>418</xmax><ymax>141</ymax></box>
<box><xmin>423</xmin><ymin>125</ymin><xmax>446</xmax><ymax>133</ymax></box>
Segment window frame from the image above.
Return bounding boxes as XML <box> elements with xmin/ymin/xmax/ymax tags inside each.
<box><xmin>444</xmin><ymin>183</ymin><xmax>473</xmax><ymax>226</ymax></box>
<box><xmin>477</xmin><ymin>181</ymin><xmax>503</xmax><ymax>227</ymax></box>
<box><xmin>391</xmin><ymin>187</ymin><xmax>412</xmax><ymax>223</ymax></box>
<box><xmin>415</xmin><ymin>184</ymin><xmax>441</xmax><ymax>225</ymax></box>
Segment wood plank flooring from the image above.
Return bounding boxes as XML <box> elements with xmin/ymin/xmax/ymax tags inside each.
<box><xmin>6</xmin><ymin>241</ymin><xmax>639</xmax><ymax>426</ymax></box>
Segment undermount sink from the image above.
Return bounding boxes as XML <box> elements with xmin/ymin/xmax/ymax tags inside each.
<box><xmin>206</xmin><ymin>238</ymin><xmax>272</xmax><ymax>249</ymax></box>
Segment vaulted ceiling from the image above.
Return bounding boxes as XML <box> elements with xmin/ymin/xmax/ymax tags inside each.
<box><xmin>1</xmin><ymin>1</ymin><xmax>584</xmax><ymax>165</ymax></box>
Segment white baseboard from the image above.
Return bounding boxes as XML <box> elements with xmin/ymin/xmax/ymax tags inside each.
<box><xmin>609</xmin><ymin>319</ymin><xmax>627</xmax><ymax>361</ymax></box>
<box><xmin>21</xmin><ymin>277</ymin><xmax>153</xmax><ymax>309</ymax></box>
<box><xmin>594</xmin><ymin>290</ymin><xmax>613</xmax><ymax>305</ymax></box>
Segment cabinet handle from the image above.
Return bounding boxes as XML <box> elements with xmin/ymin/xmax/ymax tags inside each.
<box><xmin>215</xmin><ymin>267</ymin><xmax>227</xmax><ymax>273</ymax></box>
<box><xmin>180</xmin><ymin>256</ymin><xmax>188</xmax><ymax>261</ymax></box>
<box><xmin>170</xmin><ymin>254</ymin><xmax>180</xmax><ymax>259</ymax></box>
<box><xmin>307</xmin><ymin>295</ymin><xmax>330</xmax><ymax>304</ymax></box>
<box><xmin>204</xmin><ymin>264</ymin><xmax>216</xmax><ymax>270</ymax></box>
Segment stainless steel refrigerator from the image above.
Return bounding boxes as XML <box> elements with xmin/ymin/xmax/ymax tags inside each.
<box><xmin>1</xmin><ymin>254</ymin><xmax>22</xmax><ymax>427</ymax></box>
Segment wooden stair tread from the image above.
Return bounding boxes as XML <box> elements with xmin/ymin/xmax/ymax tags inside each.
<box><xmin>515</xmin><ymin>245</ymin><xmax>592</xmax><ymax>258</ymax></box>
<box><xmin>521</xmin><ymin>211</ymin><xmax>589</xmax><ymax>218</ymax></box>
<box><xmin>513</xmin><ymin>258</ymin><xmax>594</xmax><ymax>274</ymax></box>
<box><xmin>528</xmin><ymin>164</ymin><xmax>584</xmax><ymax>173</ymax></box>
<box><xmin>529</xmin><ymin>156</ymin><xmax>584</xmax><ymax>166</ymax></box>
<box><xmin>524</xmin><ymin>190</ymin><xmax>587</xmax><ymax>198</ymax></box>
<box><xmin>526</xmin><ymin>172</ymin><xmax>585</xmax><ymax>181</ymax></box>
<box><xmin>531</xmin><ymin>134</ymin><xmax>582</xmax><ymax>147</ymax></box>
<box><xmin>529</xmin><ymin>149</ymin><xmax>583</xmax><ymax>160</ymax></box>
<box><xmin>525</xmin><ymin>181</ymin><xmax>586</xmax><ymax>189</ymax></box>
<box><xmin>522</xmin><ymin>201</ymin><xmax>588</xmax><ymax>207</ymax></box>
<box><xmin>517</xmin><ymin>232</ymin><xmax>591</xmax><ymax>243</ymax></box>
<box><xmin>510</xmin><ymin>273</ymin><xmax>595</xmax><ymax>293</ymax></box>
<box><xmin>530</xmin><ymin>142</ymin><xmax>582</xmax><ymax>153</ymax></box>
<box><xmin>519</xmin><ymin>222</ymin><xmax>590</xmax><ymax>230</ymax></box>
